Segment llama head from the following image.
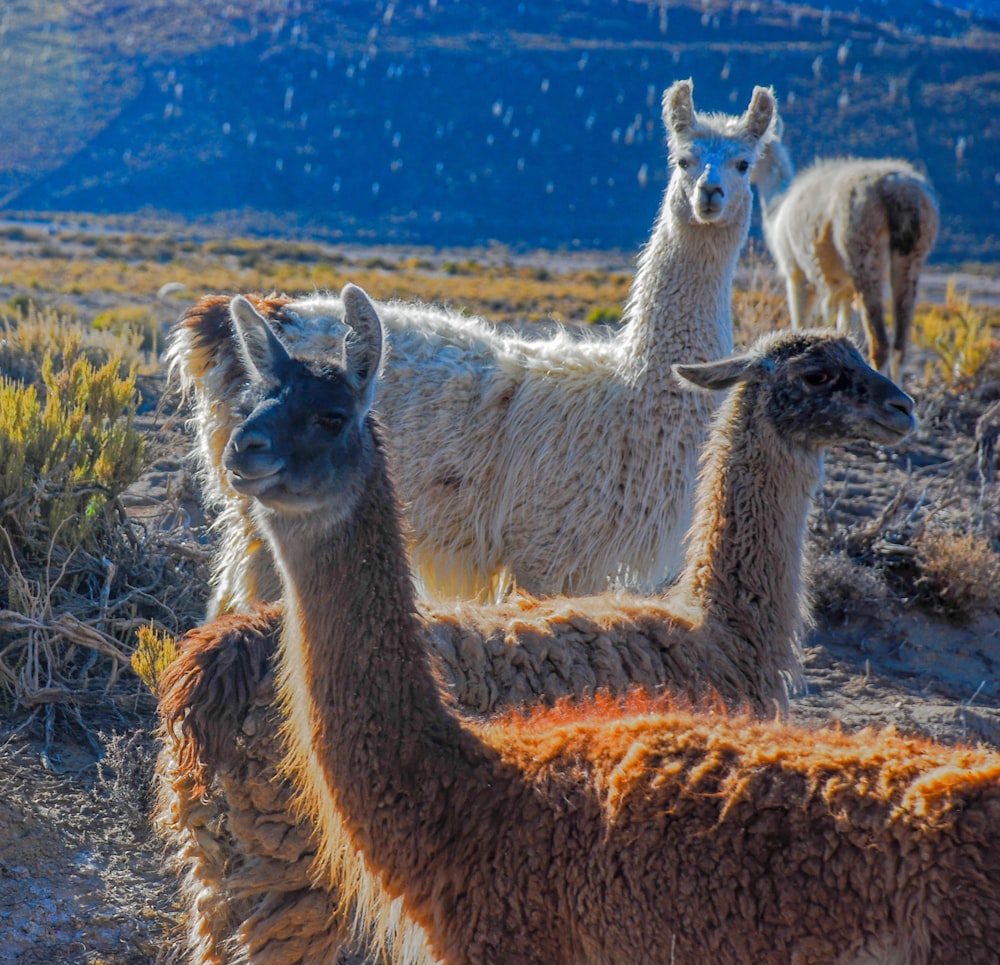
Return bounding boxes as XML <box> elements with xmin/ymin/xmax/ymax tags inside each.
<box><xmin>222</xmin><ymin>283</ymin><xmax>385</xmax><ymax>523</ymax></box>
<box><xmin>674</xmin><ymin>330</ymin><xmax>916</xmax><ymax>450</ymax></box>
<box><xmin>662</xmin><ymin>78</ymin><xmax>776</xmax><ymax>227</ymax></box>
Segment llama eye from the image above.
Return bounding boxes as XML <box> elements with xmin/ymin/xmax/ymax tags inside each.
<box><xmin>316</xmin><ymin>413</ymin><xmax>346</xmax><ymax>432</ymax></box>
<box><xmin>802</xmin><ymin>370</ymin><xmax>833</xmax><ymax>387</ymax></box>
<box><xmin>737</xmin><ymin>159</ymin><xmax>750</xmax><ymax>174</ymax></box>
<box><xmin>677</xmin><ymin>158</ymin><xmax>690</xmax><ymax>171</ymax></box>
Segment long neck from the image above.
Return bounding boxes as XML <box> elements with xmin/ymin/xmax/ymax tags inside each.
<box><xmin>673</xmin><ymin>387</ymin><xmax>820</xmax><ymax>665</ymax></box>
<box><xmin>259</xmin><ymin>428</ymin><xmax>487</xmax><ymax>906</ymax></box>
<box><xmin>754</xmin><ymin>143</ymin><xmax>795</xmax><ymax>220</ymax></box>
<box><xmin>618</xmin><ymin>183</ymin><xmax>745</xmax><ymax>376</ymax></box>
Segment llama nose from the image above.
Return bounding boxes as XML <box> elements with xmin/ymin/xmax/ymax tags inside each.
<box><xmin>225</xmin><ymin>424</ymin><xmax>286</xmax><ymax>482</ymax></box>
<box><xmin>700</xmin><ymin>183</ymin><xmax>724</xmax><ymax>204</ymax></box>
<box><xmin>230</xmin><ymin>425</ymin><xmax>272</xmax><ymax>455</ymax></box>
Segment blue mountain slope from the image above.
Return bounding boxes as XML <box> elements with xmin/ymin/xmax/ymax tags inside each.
<box><xmin>1</xmin><ymin>0</ymin><xmax>997</xmax><ymax>261</ymax></box>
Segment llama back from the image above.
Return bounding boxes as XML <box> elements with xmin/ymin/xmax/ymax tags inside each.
<box><xmin>783</xmin><ymin>157</ymin><xmax>937</xmax><ymax>256</ymax></box>
<box><xmin>468</xmin><ymin>701</ymin><xmax>1000</xmax><ymax>964</ymax></box>
<box><xmin>432</xmin><ymin>589</ymin><xmax>795</xmax><ymax>717</ymax></box>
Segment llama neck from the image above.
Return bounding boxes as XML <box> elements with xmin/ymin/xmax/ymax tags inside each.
<box><xmin>259</xmin><ymin>429</ymin><xmax>484</xmax><ymax>898</ymax></box>
<box><xmin>673</xmin><ymin>388</ymin><xmax>820</xmax><ymax>656</ymax></box>
<box><xmin>754</xmin><ymin>145</ymin><xmax>795</xmax><ymax>222</ymax></box>
<box><xmin>619</xmin><ymin>188</ymin><xmax>744</xmax><ymax>375</ymax></box>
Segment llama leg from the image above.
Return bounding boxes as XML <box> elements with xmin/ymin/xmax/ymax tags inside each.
<box><xmin>889</xmin><ymin>251</ymin><xmax>921</xmax><ymax>385</ymax></box>
<box><xmin>835</xmin><ymin>298</ymin><xmax>850</xmax><ymax>334</ymax></box>
<box><xmin>851</xmin><ymin>252</ymin><xmax>890</xmax><ymax>373</ymax></box>
<box><xmin>785</xmin><ymin>270</ymin><xmax>814</xmax><ymax>329</ymax></box>
<box><xmin>835</xmin><ymin>293</ymin><xmax>868</xmax><ymax>350</ymax></box>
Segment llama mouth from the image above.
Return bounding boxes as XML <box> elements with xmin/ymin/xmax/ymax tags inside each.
<box><xmin>866</xmin><ymin>413</ymin><xmax>916</xmax><ymax>444</ymax></box>
<box><xmin>695</xmin><ymin>205</ymin><xmax>724</xmax><ymax>223</ymax></box>
<box><xmin>228</xmin><ymin>467</ymin><xmax>286</xmax><ymax>498</ymax></box>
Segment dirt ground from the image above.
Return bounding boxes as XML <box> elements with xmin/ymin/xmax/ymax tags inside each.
<box><xmin>1</xmin><ymin>295</ymin><xmax>999</xmax><ymax>963</ymax></box>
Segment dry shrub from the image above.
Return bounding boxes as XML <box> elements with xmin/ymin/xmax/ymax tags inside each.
<box><xmin>810</xmin><ymin>470</ymin><xmax>1000</xmax><ymax>626</ymax></box>
<box><xmin>94</xmin><ymin>728</ymin><xmax>159</xmax><ymax>839</ymax></box>
<box><xmin>807</xmin><ymin>549</ymin><xmax>893</xmax><ymax>623</ymax></box>
<box><xmin>0</xmin><ymin>318</ymin><xmax>209</xmax><ymax>737</ymax></box>
<box><xmin>913</xmin><ymin>526</ymin><xmax>1000</xmax><ymax>622</ymax></box>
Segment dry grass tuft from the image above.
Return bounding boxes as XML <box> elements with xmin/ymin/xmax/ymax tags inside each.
<box><xmin>94</xmin><ymin>727</ymin><xmax>160</xmax><ymax>839</ymax></box>
<box><xmin>913</xmin><ymin>526</ymin><xmax>1000</xmax><ymax>622</ymax></box>
<box><xmin>807</xmin><ymin>549</ymin><xmax>894</xmax><ymax>623</ymax></box>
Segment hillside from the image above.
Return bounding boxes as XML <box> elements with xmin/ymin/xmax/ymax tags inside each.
<box><xmin>0</xmin><ymin>0</ymin><xmax>997</xmax><ymax>262</ymax></box>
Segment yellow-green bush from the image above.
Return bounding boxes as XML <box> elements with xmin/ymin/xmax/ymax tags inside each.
<box><xmin>0</xmin><ymin>345</ymin><xmax>145</xmax><ymax>558</ymax></box>
<box><xmin>131</xmin><ymin>623</ymin><xmax>179</xmax><ymax>696</ymax></box>
<box><xmin>92</xmin><ymin>303</ymin><xmax>161</xmax><ymax>354</ymax></box>
<box><xmin>913</xmin><ymin>280</ymin><xmax>998</xmax><ymax>387</ymax></box>
<box><xmin>585</xmin><ymin>305</ymin><xmax>622</xmax><ymax>325</ymax></box>
<box><xmin>1</xmin><ymin>302</ymin><xmax>148</xmax><ymax>383</ymax></box>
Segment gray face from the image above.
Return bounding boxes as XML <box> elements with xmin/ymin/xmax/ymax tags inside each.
<box><xmin>762</xmin><ymin>336</ymin><xmax>916</xmax><ymax>449</ymax></box>
<box><xmin>223</xmin><ymin>354</ymin><xmax>371</xmax><ymax>518</ymax></box>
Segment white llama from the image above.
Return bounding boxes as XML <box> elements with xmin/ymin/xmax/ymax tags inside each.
<box><xmin>752</xmin><ymin>126</ymin><xmax>938</xmax><ymax>384</ymax></box>
<box><xmin>216</xmin><ymin>284</ymin><xmax>1000</xmax><ymax>965</ymax></box>
<box><xmin>167</xmin><ymin>78</ymin><xmax>776</xmax><ymax>611</ymax></box>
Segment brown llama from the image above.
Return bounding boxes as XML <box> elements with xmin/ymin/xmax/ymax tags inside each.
<box><xmin>156</xmin><ymin>254</ymin><xmax>837</xmax><ymax>964</ymax></box>
<box><xmin>207</xmin><ymin>284</ymin><xmax>1000</xmax><ymax>964</ymax></box>
<box><xmin>158</xmin><ymin>583</ymin><xmax>803</xmax><ymax>965</ymax></box>
<box><xmin>752</xmin><ymin>128</ymin><xmax>938</xmax><ymax>385</ymax></box>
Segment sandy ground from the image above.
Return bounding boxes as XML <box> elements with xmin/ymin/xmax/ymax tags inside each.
<box><xmin>1</xmin><ymin>310</ymin><xmax>999</xmax><ymax>963</ymax></box>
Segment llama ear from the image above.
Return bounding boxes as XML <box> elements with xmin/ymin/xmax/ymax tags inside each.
<box><xmin>340</xmin><ymin>283</ymin><xmax>384</xmax><ymax>405</ymax></box>
<box><xmin>743</xmin><ymin>86</ymin><xmax>776</xmax><ymax>143</ymax></box>
<box><xmin>773</xmin><ymin>113</ymin><xmax>785</xmax><ymax>141</ymax></box>
<box><xmin>229</xmin><ymin>295</ymin><xmax>290</xmax><ymax>383</ymax></box>
<box><xmin>673</xmin><ymin>354</ymin><xmax>757</xmax><ymax>392</ymax></box>
<box><xmin>662</xmin><ymin>79</ymin><xmax>696</xmax><ymax>137</ymax></box>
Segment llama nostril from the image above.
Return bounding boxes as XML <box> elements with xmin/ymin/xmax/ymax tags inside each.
<box><xmin>887</xmin><ymin>393</ymin><xmax>914</xmax><ymax>417</ymax></box>
<box><xmin>701</xmin><ymin>184</ymin><xmax>724</xmax><ymax>201</ymax></box>
<box><xmin>232</xmin><ymin>427</ymin><xmax>271</xmax><ymax>454</ymax></box>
